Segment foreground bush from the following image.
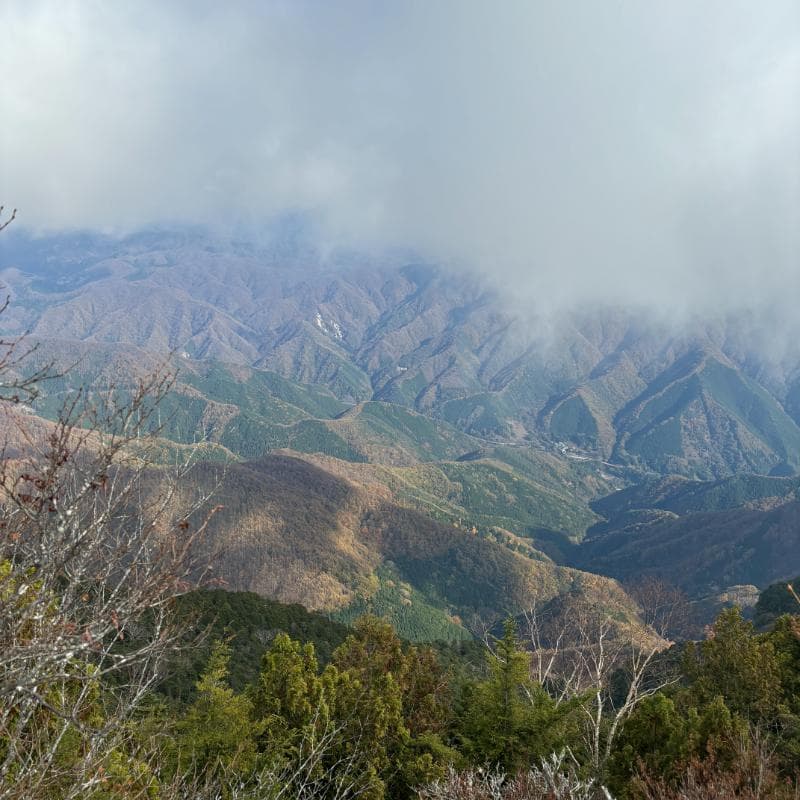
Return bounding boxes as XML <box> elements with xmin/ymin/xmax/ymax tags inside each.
<box><xmin>417</xmin><ymin>752</ymin><xmax>613</xmax><ymax>800</ymax></box>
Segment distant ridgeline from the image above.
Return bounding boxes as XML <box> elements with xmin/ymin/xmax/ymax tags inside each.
<box><xmin>3</xmin><ymin>229</ymin><xmax>800</xmax><ymax>632</ymax></box>
<box><xmin>571</xmin><ymin>473</ymin><xmax>800</xmax><ymax>602</ymax></box>
<box><xmin>4</xmin><ymin>229</ymin><xmax>800</xmax><ymax>480</ymax></box>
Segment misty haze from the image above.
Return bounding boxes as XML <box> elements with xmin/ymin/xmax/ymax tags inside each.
<box><xmin>0</xmin><ymin>3</ymin><xmax>799</xmax><ymax>799</ymax></box>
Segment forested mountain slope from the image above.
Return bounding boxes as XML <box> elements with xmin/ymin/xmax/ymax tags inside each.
<box><xmin>162</xmin><ymin>452</ymin><xmax>644</xmax><ymax>643</ymax></box>
<box><xmin>3</xmin><ymin>228</ymin><xmax>800</xmax><ymax>629</ymax></box>
<box><xmin>575</xmin><ymin>474</ymin><xmax>800</xmax><ymax>596</ymax></box>
<box><xmin>4</xmin><ymin>229</ymin><xmax>800</xmax><ymax>480</ymax></box>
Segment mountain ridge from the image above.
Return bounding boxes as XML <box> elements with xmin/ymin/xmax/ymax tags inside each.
<box><xmin>5</xmin><ymin>230</ymin><xmax>800</xmax><ymax>479</ymax></box>
<box><xmin>2</xmin><ymin>229</ymin><xmax>800</xmax><ymax>632</ymax></box>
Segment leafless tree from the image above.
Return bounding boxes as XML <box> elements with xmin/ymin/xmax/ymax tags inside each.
<box><xmin>0</xmin><ymin>209</ymin><xmax>220</xmax><ymax>797</ymax></box>
<box><xmin>625</xmin><ymin>576</ymin><xmax>691</xmax><ymax>642</ymax></box>
<box><xmin>0</xmin><ymin>368</ymin><xmax>222</xmax><ymax>798</ymax></box>
<box><xmin>518</xmin><ymin>590</ymin><xmax>679</xmax><ymax>781</ymax></box>
<box><xmin>0</xmin><ymin>207</ymin><xmax>15</xmax><ymax>233</ymax></box>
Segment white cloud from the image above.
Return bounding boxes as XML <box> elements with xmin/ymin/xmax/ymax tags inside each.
<box><xmin>1</xmin><ymin>0</ymin><xmax>798</xmax><ymax>312</ymax></box>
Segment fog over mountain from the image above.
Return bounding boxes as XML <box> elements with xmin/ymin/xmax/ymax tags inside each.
<box><xmin>6</xmin><ymin>7</ymin><xmax>800</xmax><ymax>794</ymax></box>
<box><xmin>2</xmin><ymin>1</ymin><xmax>798</xmax><ymax>315</ymax></box>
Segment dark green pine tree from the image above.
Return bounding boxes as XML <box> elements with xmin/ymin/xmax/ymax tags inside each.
<box><xmin>683</xmin><ymin>606</ymin><xmax>784</xmax><ymax>722</ymax></box>
<box><xmin>459</xmin><ymin>618</ymin><xmax>574</xmax><ymax>772</ymax></box>
<box><xmin>176</xmin><ymin>640</ymin><xmax>260</xmax><ymax>778</ymax></box>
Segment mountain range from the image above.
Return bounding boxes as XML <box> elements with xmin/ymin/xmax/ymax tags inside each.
<box><xmin>2</xmin><ymin>227</ymin><xmax>799</xmax><ymax>636</ymax></box>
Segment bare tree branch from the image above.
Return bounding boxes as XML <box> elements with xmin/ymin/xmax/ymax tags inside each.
<box><xmin>0</xmin><ymin>288</ymin><xmax>220</xmax><ymax>797</ymax></box>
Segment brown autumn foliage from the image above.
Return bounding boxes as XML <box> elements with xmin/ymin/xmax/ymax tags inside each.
<box><xmin>153</xmin><ymin>451</ymin><xmax>657</xmax><ymax>648</ymax></box>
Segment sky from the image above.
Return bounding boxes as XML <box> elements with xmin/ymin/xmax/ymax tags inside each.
<box><xmin>1</xmin><ymin>1</ymin><xmax>798</xmax><ymax>313</ymax></box>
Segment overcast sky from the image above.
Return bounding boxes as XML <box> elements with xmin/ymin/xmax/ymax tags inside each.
<box><xmin>1</xmin><ymin>1</ymin><xmax>798</xmax><ymax>312</ymax></box>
